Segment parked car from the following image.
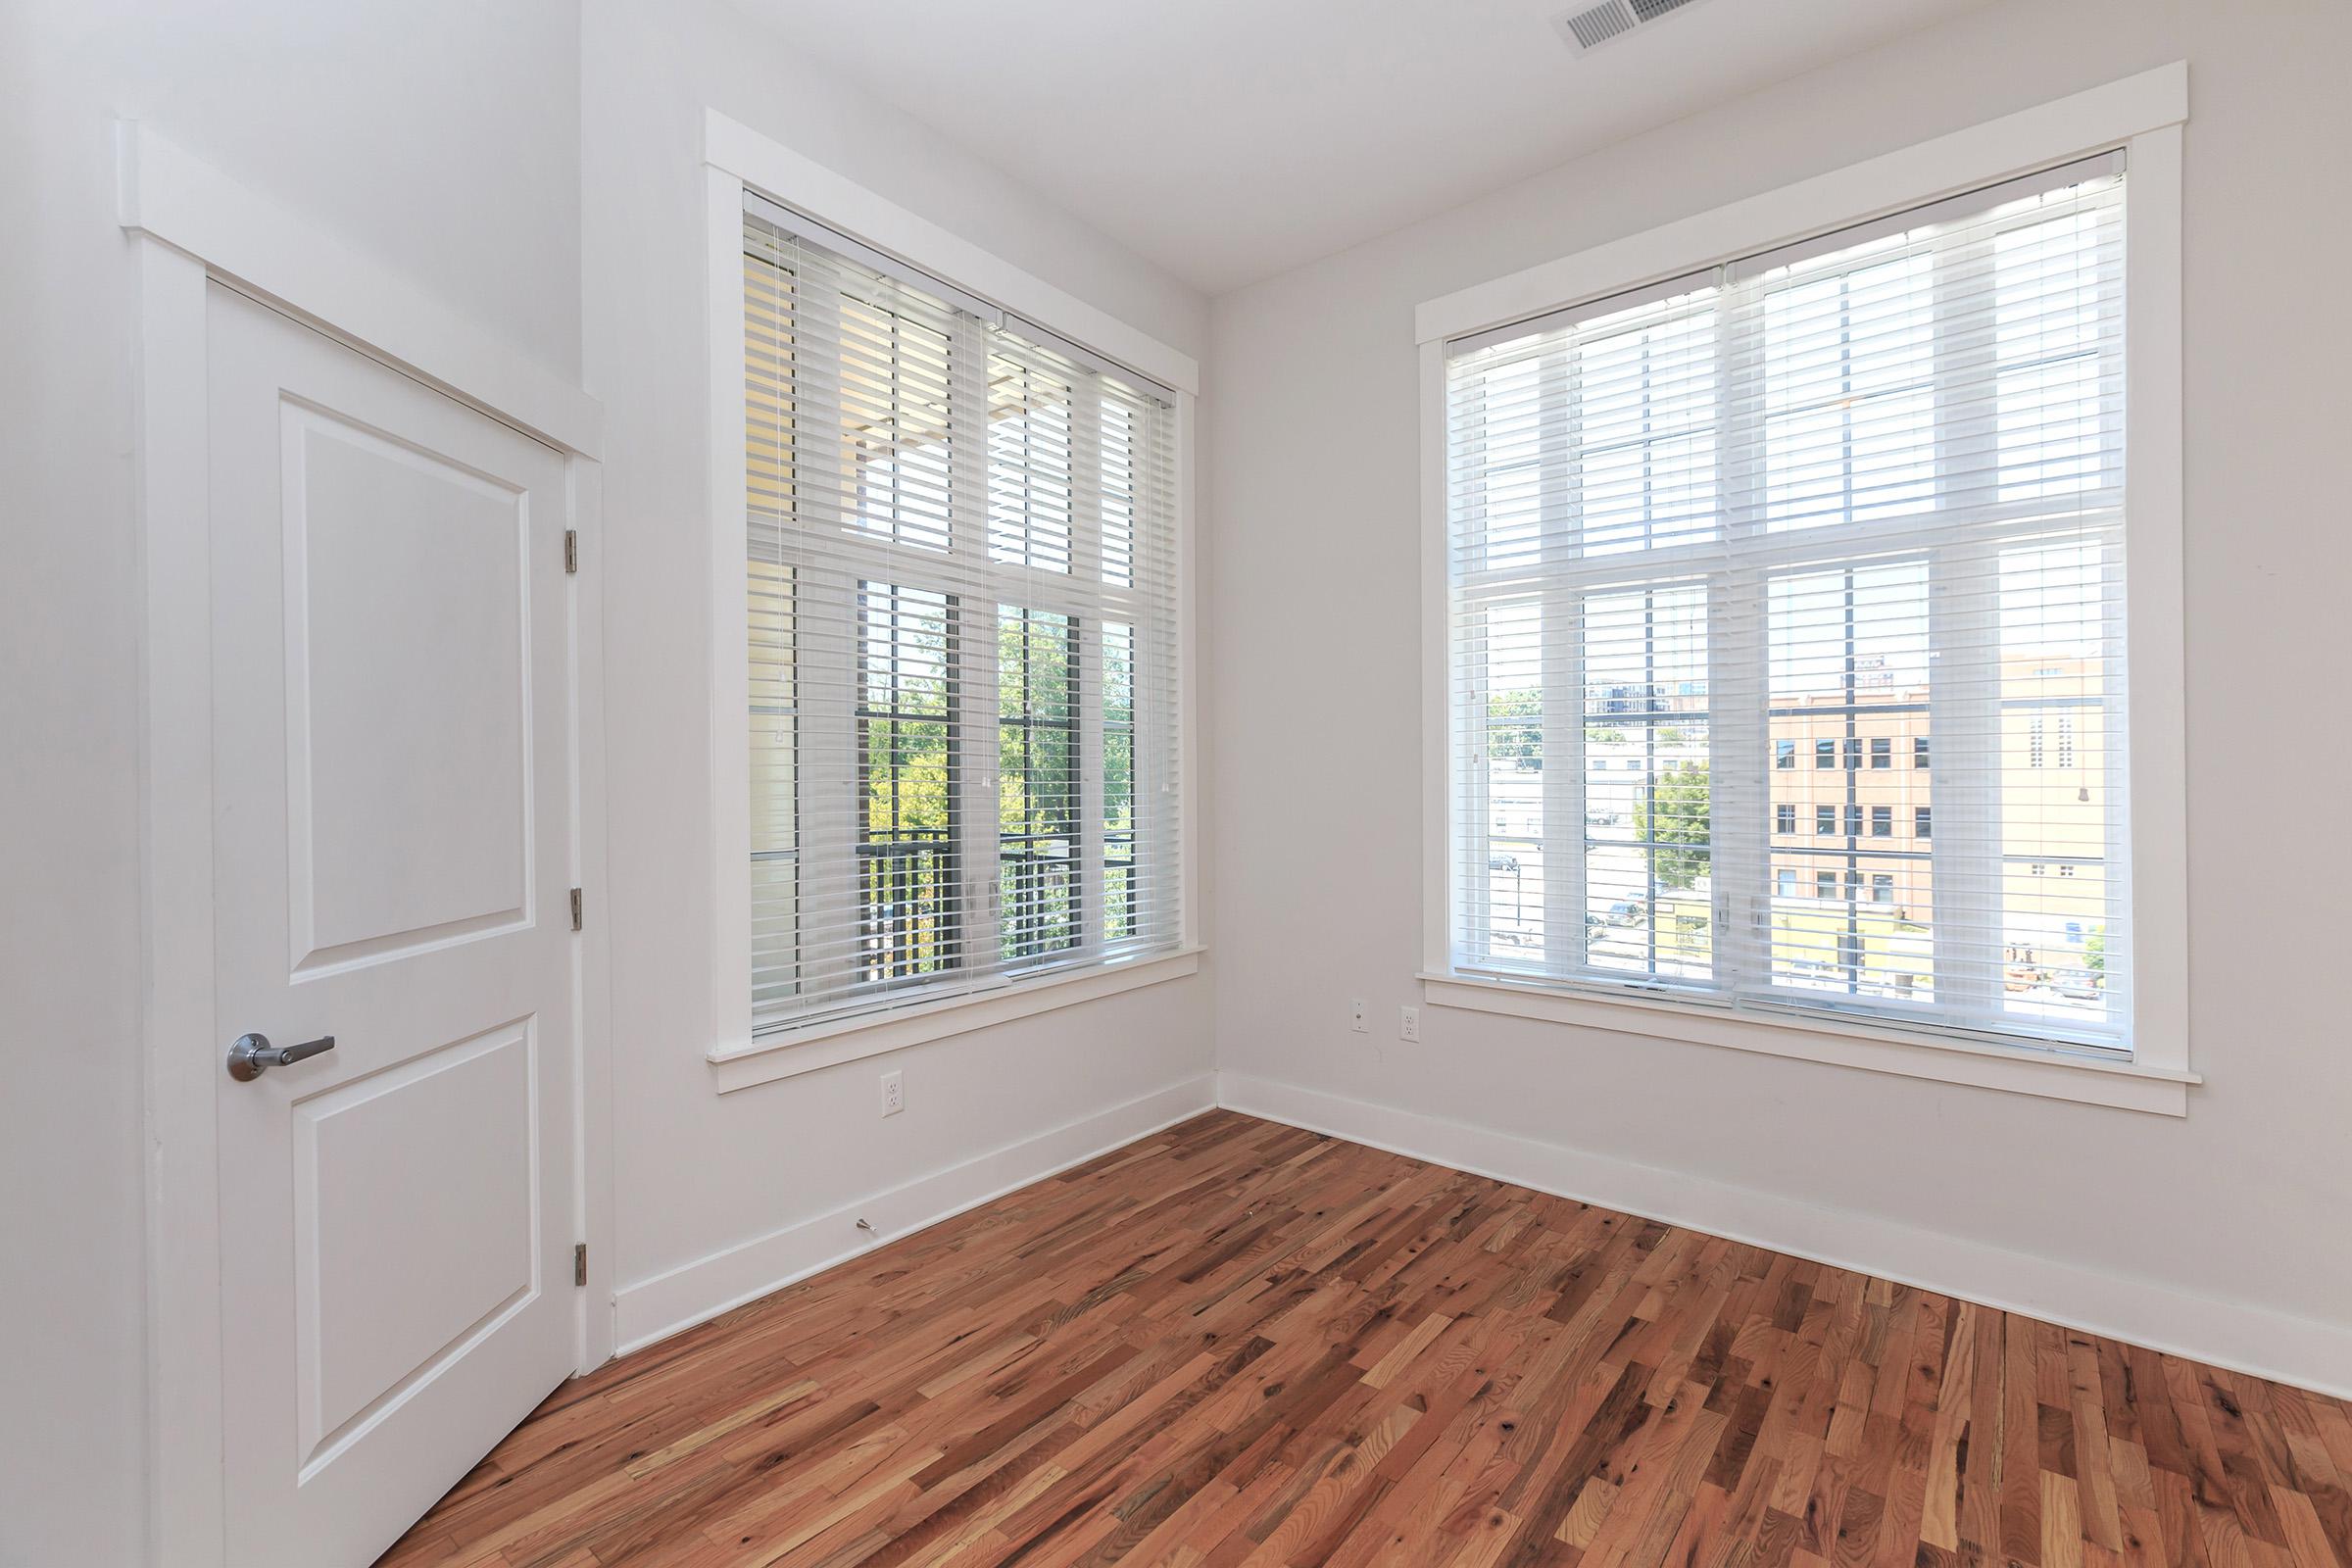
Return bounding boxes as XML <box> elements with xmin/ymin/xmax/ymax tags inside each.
<box><xmin>1607</xmin><ymin>899</ymin><xmax>1647</xmax><ymax>925</ymax></box>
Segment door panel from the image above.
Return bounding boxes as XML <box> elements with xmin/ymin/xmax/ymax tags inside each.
<box><xmin>207</xmin><ymin>281</ymin><xmax>578</xmax><ymax>1568</ymax></box>
<box><xmin>293</xmin><ymin>1020</ymin><xmax>539</xmax><ymax>1460</ymax></box>
<box><xmin>285</xmin><ymin>401</ymin><xmax>530</xmax><ymax>968</ymax></box>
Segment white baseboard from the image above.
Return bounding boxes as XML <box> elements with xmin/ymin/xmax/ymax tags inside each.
<box><xmin>1216</xmin><ymin>1071</ymin><xmax>2352</xmax><ymax>1401</ymax></box>
<box><xmin>612</xmin><ymin>1075</ymin><xmax>1216</xmax><ymax>1354</ymax></box>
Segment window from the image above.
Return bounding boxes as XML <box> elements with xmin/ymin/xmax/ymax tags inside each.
<box><xmin>1776</xmin><ymin>804</ymin><xmax>1796</xmax><ymax>835</ymax></box>
<box><xmin>1916</xmin><ymin>807</ymin><xmax>1933</xmax><ymax>839</ymax></box>
<box><xmin>743</xmin><ymin>212</ymin><xmax>1182</xmax><ymax>1034</ymax></box>
<box><xmin>1778</xmin><ymin>869</ymin><xmax>1796</xmax><ymax>897</ymax></box>
<box><xmin>1445</xmin><ymin>157</ymin><xmax>2131</xmax><ymax>1054</ymax></box>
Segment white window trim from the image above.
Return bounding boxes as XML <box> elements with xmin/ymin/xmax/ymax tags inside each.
<box><xmin>703</xmin><ymin>111</ymin><xmax>1202</xmax><ymax>1087</ymax></box>
<box><xmin>1415</xmin><ymin>65</ymin><xmax>2194</xmax><ymax>1114</ymax></box>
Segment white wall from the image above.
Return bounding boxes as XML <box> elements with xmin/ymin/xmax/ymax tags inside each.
<box><xmin>0</xmin><ymin>4</ymin><xmax>582</xmax><ymax>1562</ymax></box>
<box><xmin>1205</xmin><ymin>0</ymin><xmax>2352</xmax><ymax>1394</ymax></box>
<box><xmin>5</xmin><ymin>0</ymin><xmax>1214</xmax><ymax>1554</ymax></box>
<box><xmin>579</xmin><ymin>0</ymin><xmax>1216</xmax><ymax>1348</ymax></box>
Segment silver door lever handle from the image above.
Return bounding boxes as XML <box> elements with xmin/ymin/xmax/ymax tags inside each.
<box><xmin>226</xmin><ymin>1032</ymin><xmax>336</xmax><ymax>1082</ymax></box>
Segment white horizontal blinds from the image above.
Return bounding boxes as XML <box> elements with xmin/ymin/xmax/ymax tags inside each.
<box><xmin>744</xmin><ymin>211</ymin><xmax>1182</xmax><ymax>1033</ymax></box>
<box><xmin>1446</xmin><ymin>158</ymin><xmax>2130</xmax><ymax>1053</ymax></box>
<box><xmin>1095</xmin><ymin>372</ymin><xmax>1182</xmax><ymax>959</ymax></box>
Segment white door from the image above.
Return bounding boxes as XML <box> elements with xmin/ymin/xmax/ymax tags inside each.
<box><xmin>207</xmin><ymin>282</ymin><xmax>580</xmax><ymax>1567</ymax></box>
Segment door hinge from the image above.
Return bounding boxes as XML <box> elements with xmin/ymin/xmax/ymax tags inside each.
<box><xmin>570</xmin><ymin>887</ymin><xmax>583</xmax><ymax>931</ymax></box>
<box><xmin>573</xmin><ymin>1243</ymin><xmax>588</xmax><ymax>1288</ymax></box>
<box><xmin>564</xmin><ymin>528</ymin><xmax>578</xmax><ymax>574</ymax></box>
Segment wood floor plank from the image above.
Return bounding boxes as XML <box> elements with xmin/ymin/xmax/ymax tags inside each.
<box><xmin>376</xmin><ymin>1112</ymin><xmax>2352</xmax><ymax>1568</ymax></box>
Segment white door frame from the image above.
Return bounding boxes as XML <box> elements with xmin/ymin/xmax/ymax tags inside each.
<box><xmin>119</xmin><ymin>122</ymin><xmax>613</xmax><ymax>1568</ymax></box>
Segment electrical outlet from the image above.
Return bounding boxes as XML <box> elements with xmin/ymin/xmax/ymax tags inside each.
<box><xmin>880</xmin><ymin>1069</ymin><xmax>905</xmax><ymax>1117</ymax></box>
<box><xmin>1350</xmin><ymin>999</ymin><xmax>1368</xmax><ymax>1034</ymax></box>
<box><xmin>1400</xmin><ymin>1005</ymin><xmax>1421</xmax><ymax>1043</ymax></box>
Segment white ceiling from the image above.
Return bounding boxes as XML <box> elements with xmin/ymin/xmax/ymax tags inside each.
<box><xmin>736</xmin><ymin>0</ymin><xmax>2000</xmax><ymax>295</ymax></box>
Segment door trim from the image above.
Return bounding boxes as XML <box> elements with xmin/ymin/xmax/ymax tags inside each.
<box><xmin>122</xmin><ymin>122</ymin><xmax>612</xmax><ymax>1568</ymax></box>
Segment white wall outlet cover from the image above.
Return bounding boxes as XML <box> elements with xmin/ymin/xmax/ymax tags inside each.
<box><xmin>880</xmin><ymin>1069</ymin><xmax>905</xmax><ymax>1116</ymax></box>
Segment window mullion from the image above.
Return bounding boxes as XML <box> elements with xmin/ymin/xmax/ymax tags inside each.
<box><xmin>787</xmin><ymin>267</ymin><xmax>861</xmax><ymax>1006</ymax></box>
<box><xmin>1069</xmin><ymin>388</ymin><xmax>1107</xmax><ymax>962</ymax></box>
<box><xmin>1538</xmin><ymin>342</ymin><xmax>1585</xmax><ymax>975</ymax></box>
<box><xmin>1076</xmin><ymin>616</ymin><xmax>1106</xmax><ymax>962</ymax></box>
<box><xmin>949</xmin><ymin>312</ymin><xmax>1001</xmax><ymax>982</ymax></box>
<box><xmin>1069</xmin><ymin>379</ymin><xmax>1105</xmax><ymax>587</ymax></box>
<box><xmin>1925</xmin><ymin>219</ymin><xmax>2005</xmax><ymax>1013</ymax></box>
<box><xmin>800</xmin><ymin>568</ymin><xmax>861</xmax><ymax>1004</ymax></box>
<box><xmin>1713</xmin><ymin>281</ymin><xmax>1765</xmax><ymax>1000</ymax></box>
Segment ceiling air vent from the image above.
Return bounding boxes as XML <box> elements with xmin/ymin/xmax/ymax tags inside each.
<box><xmin>1553</xmin><ymin>0</ymin><xmax>1723</xmax><ymax>55</ymax></box>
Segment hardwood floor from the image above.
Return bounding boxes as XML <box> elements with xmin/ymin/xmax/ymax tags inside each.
<box><xmin>380</xmin><ymin>1110</ymin><xmax>2352</xmax><ymax>1568</ymax></box>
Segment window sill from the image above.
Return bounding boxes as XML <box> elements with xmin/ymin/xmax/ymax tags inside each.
<box><xmin>708</xmin><ymin>947</ymin><xmax>1205</xmax><ymax>1094</ymax></box>
<box><xmin>1417</xmin><ymin>971</ymin><xmax>2195</xmax><ymax>1116</ymax></box>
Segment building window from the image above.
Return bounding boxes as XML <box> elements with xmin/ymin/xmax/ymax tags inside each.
<box><xmin>1444</xmin><ymin>158</ymin><xmax>2131</xmax><ymax>1051</ymax></box>
<box><xmin>1915</xmin><ymin>807</ymin><xmax>1932</xmax><ymax>839</ymax></box>
<box><xmin>1778</xmin><ymin>868</ymin><xmax>1797</xmax><ymax>897</ymax></box>
<box><xmin>744</xmin><ymin>213</ymin><xmax>1183</xmax><ymax>1033</ymax></box>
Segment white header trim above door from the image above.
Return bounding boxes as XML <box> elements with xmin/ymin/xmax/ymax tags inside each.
<box><xmin>116</xmin><ymin>122</ymin><xmax>604</xmax><ymax>459</ymax></box>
